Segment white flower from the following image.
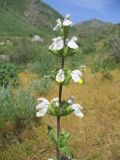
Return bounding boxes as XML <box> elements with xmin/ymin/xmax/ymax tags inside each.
<box><xmin>67</xmin><ymin>96</ymin><xmax>84</xmax><ymax>118</ymax></box>
<box><xmin>63</xmin><ymin>14</ymin><xmax>73</xmax><ymax>27</ymax></box>
<box><xmin>49</xmin><ymin>37</ymin><xmax>64</xmax><ymax>51</ymax></box>
<box><xmin>36</xmin><ymin>97</ymin><xmax>60</xmax><ymax>117</ymax></box>
<box><xmin>53</xmin><ymin>14</ymin><xmax>73</xmax><ymax>31</ymax></box>
<box><xmin>53</xmin><ymin>19</ymin><xmax>62</xmax><ymax>31</ymax></box>
<box><xmin>71</xmin><ymin>70</ymin><xmax>83</xmax><ymax>84</ymax></box>
<box><xmin>51</xmin><ymin>97</ymin><xmax>59</xmax><ymax>107</ymax></box>
<box><xmin>67</xmin><ymin>36</ymin><xmax>78</xmax><ymax>50</ymax></box>
<box><xmin>71</xmin><ymin>104</ymin><xmax>84</xmax><ymax>118</ymax></box>
<box><xmin>36</xmin><ymin>98</ymin><xmax>49</xmax><ymax>117</ymax></box>
<box><xmin>56</xmin><ymin>69</ymin><xmax>65</xmax><ymax>84</ymax></box>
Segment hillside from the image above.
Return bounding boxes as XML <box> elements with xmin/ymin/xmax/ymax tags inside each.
<box><xmin>76</xmin><ymin>19</ymin><xmax>112</xmax><ymax>29</ymax></box>
<box><xmin>0</xmin><ymin>0</ymin><xmax>62</xmax><ymax>36</ymax></box>
<box><xmin>0</xmin><ymin>1</ymin><xmax>119</xmax><ymax>71</ymax></box>
<box><xmin>0</xmin><ymin>0</ymin><xmax>63</xmax><ymax>65</ymax></box>
<box><xmin>75</xmin><ymin>18</ymin><xmax>119</xmax><ymax>46</ymax></box>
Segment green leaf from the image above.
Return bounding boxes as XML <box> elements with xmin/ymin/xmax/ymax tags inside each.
<box><xmin>59</xmin><ymin>146</ymin><xmax>71</xmax><ymax>155</ymax></box>
<box><xmin>58</xmin><ymin>130</ymin><xmax>70</xmax><ymax>148</ymax></box>
<box><xmin>48</xmin><ymin>100</ymin><xmax>73</xmax><ymax>117</ymax></box>
<box><xmin>48</xmin><ymin>128</ymin><xmax>57</xmax><ymax>145</ymax></box>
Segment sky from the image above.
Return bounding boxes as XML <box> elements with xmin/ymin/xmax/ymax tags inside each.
<box><xmin>43</xmin><ymin>0</ymin><xmax>120</xmax><ymax>24</ymax></box>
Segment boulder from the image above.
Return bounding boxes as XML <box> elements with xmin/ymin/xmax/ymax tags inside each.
<box><xmin>31</xmin><ymin>35</ymin><xmax>43</xmax><ymax>43</ymax></box>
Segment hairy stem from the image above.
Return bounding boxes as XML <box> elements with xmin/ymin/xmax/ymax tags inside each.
<box><xmin>56</xmin><ymin>57</ymin><xmax>65</xmax><ymax>160</ymax></box>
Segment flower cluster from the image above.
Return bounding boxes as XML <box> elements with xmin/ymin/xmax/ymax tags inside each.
<box><xmin>55</xmin><ymin>69</ymin><xmax>83</xmax><ymax>84</ymax></box>
<box><xmin>49</xmin><ymin>15</ymin><xmax>78</xmax><ymax>57</ymax></box>
<box><xmin>53</xmin><ymin>14</ymin><xmax>73</xmax><ymax>31</ymax></box>
<box><xmin>36</xmin><ymin>97</ymin><xmax>84</xmax><ymax>118</ymax></box>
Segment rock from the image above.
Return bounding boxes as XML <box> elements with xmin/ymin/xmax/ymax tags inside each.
<box><xmin>31</xmin><ymin>35</ymin><xmax>43</xmax><ymax>43</ymax></box>
<box><xmin>0</xmin><ymin>42</ymin><xmax>5</xmax><ymax>46</ymax></box>
<box><xmin>0</xmin><ymin>54</ymin><xmax>10</xmax><ymax>62</ymax></box>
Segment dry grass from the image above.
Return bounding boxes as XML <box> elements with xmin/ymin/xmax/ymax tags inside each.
<box><xmin>19</xmin><ymin>71</ymin><xmax>37</xmax><ymax>90</ymax></box>
<box><xmin>0</xmin><ymin>69</ymin><xmax>120</xmax><ymax>160</ymax></box>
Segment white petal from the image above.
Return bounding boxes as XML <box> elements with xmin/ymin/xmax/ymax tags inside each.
<box><xmin>56</xmin><ymin>69</ymin><xmax>65</xmax><ymax>83</ymax></box>
<box><xmin>71</xmin><ymin>73</ymin><xmax>80</xmax><ymax>83</ymax></box>
<box><xmin>51</xmin><ymin>97</ymin><xmax>59</xmax><ymax>107</ymax></box>
<box><xmin>56</xmin><ymin>42</ymin><xmax>64</xmax><ymax>50</ymax></box>
<box><xmin>72</xmin><ymin>70</ymin><xmax>83</xmax><ymax>76</ymax></box>
<box><xmin>37</xmin><ymin>97</ymin><xmax>49</xmax><ymax>105</ymax></box>
<box><xmin>74</xmin><ymin>109</ymin><xmax>84</xmax><ymax>118</ymax></box>
<box><xmin>36</xmin><ymin>103</ymin><xmax>48</xmax><ymax>110</ymax></box>
<box><xmin>71</xmin><ymin>104</ymin><xmax>84</xmax><ymax>118</ymax></box>
<box><xmin>36</xmin><ymin>108</ymin><xmax>48</xmax><ymax>117</ymax></box>
<box><xmin>51</xmin><ymin>97</ymin><xmax>59</xmax><ymax>103</ymax></box>
<box><xmin>53</xmin><ymin>24</ymin><xmax>61</xmax><ymax>31</ymax></box>
<box><xmin>71</xmin><ymin>103</ymin><xmax>83</xmax><ymax>110</ymax></box>
<box><xmin>71</xmin><ymin>70</ymin><xmax>83</xmax><ymax>83</ymax></box>
<box><xmin>49</xmin><ymin>37</ymin><xmax>64</xmax><ymax>51</ymax></box>
<box><xmin>67</xmin><ymin>40</ymin><xmax>78</xmax><ymax>49</ymax></box>
<box><xmin>72</xmin><ymin>36</ymin><xmax>78</xmax><ymax>42</ymax></box>
<box><xmin>36</xmin><ymin>97</ymin><xmax>49</xmax><ymax>117</ymax></box>
<box><xmin>63</xmin><ymin>14</ymin><xmax>73</xmax><ymax>26</ymax></box>
<box><xmin>53</xmin><ymin>19</ymin><xmax>62</xmax><ymax>31</ymax></box>
<box><xmin>63</xmin><ymin>19</ymin><xmax>73</xmax><ymax>26</ymax></box>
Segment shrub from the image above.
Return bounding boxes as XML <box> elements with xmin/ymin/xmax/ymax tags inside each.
<box><xmin>0</xmin><ymin>86</ymin><xmax>37</xmax><ymax>144</ymax></box>
<box><xmin>82</xmin><ymin>43</ymin><xmax>96</xmax><ymax>54</ymax></box>
<box><xmin>110</xmin><ymin>144</ymin><xmax>120</xmax><ymax>160</ymax></box>
<box><xmin>26</xmin><ymin>56</ymin><xmax>57</xmax><ymax>77</ymax></box>
<box><xmin>29</xmin><ymin>78</ymin><xmax>52</xmax><ymax>96</ymax></box>
<box><xmin>0</xmin><ymin>63</ymin><xmax>19</xmax><ymax>88</ymax></box>
<box><xmin>100</xmin><ymin>57</ymin><xmax>117</xmax><ymax>72</ymax></box>
<box><xmin>109</xmin><ymin>31</ymin><xmax>120</xmax><ymax>64</ymax></box>
<box><xmin>92</xmin><ymin>57</ymin><xmax>117</xmax><ymax>73</ymax></box>
<box><xmin>102</xmin><ymin>71</ymin><xmax>112</xmax><ymax>81</ymax></box>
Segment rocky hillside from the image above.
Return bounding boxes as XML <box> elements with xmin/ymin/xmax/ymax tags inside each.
<box><xmin>0</xmin><ymin>0</ymin><xmax>62</xmax><ymax>36</ymax></box>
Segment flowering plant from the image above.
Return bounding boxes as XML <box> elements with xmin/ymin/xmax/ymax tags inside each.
<box><xmin>36</xmin><ymin>14</ymin><xmax>85</xmax><ymax>160</ymax></box>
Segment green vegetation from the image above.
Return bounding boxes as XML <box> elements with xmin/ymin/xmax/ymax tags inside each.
<box><xmin>0</xmin><ymin>63</ymin><xmax>19</xmax><ymax>88</ymax></box>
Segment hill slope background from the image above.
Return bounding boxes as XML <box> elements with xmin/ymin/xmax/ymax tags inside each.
<box><xmin>0</xmin><ymin>0</ymin><xmax>62</xmax><ymax>36</ymax></box>
<box><xmin>0</xmin><ymin>0</ymin><xmax>119</xmax><ymax>70</ymax></box>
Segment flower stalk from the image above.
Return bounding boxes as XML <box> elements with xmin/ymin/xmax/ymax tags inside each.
<box><xmin>57</xmin><ymin>57</ymin><xmax>65</xmax><ymax>159</ymax></box>
<box><xmin>35</xmin><ymin>14</ymin><xmax>85</xmax><ymax>160</ymax></box>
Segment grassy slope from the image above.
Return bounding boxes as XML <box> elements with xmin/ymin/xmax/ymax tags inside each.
<box><xmin>0</xmin><ymin>8</ymin><xmax>41</xmax><ymax>36</ymax></box>
<box><xmin>0</xmin><ymin>0</ymin><xmax>62</xmax><ymax>37</ymax></box>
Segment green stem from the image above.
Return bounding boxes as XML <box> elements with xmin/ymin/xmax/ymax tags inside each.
<box><xmin>56</xmin><ymin>57</ymin><xmax>65</xmax><ymax>160</ymax></box>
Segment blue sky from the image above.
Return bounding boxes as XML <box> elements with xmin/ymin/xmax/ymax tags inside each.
<box><xmin>43</xmin><ymin>0</ymin><xmax>120</xmax><ymax>24</ymax></box>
